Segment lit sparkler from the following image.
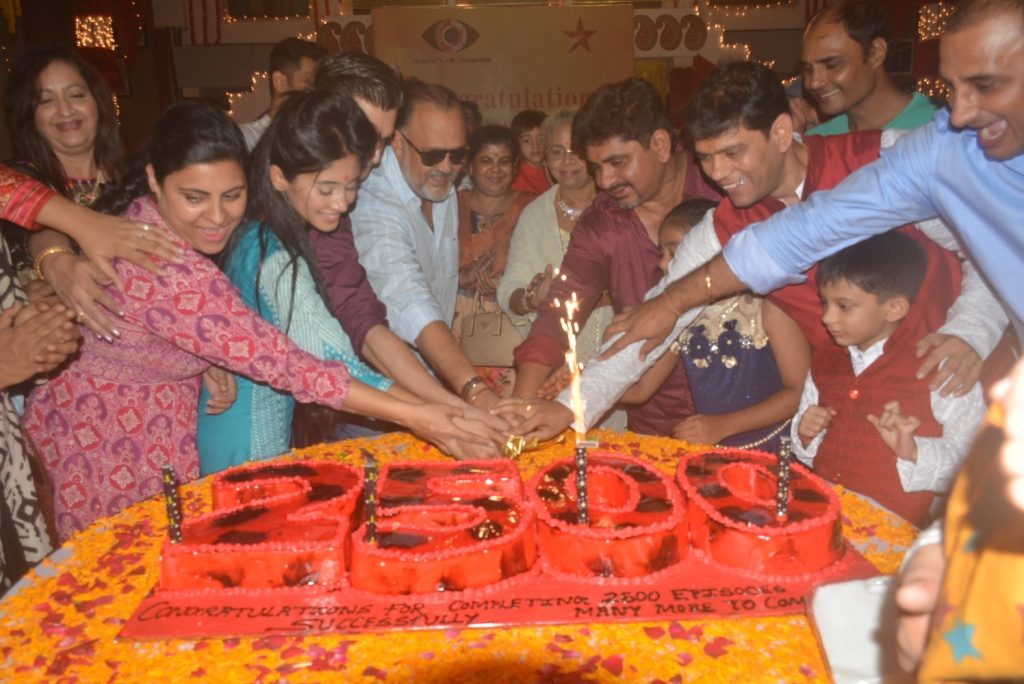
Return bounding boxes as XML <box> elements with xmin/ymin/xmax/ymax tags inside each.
<box><xmin>560</xmin><ymin>291</ymin><xmax>595</xmax><ymax>524</ymax></box>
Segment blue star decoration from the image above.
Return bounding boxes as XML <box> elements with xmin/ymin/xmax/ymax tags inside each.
<box><xmin>963</xmin><ymin>530</ymin><xmax>981</xmax><ymax>553</ymax></box>
<box><xmin>944</xmin><ymin>618</ymin><xmax>982</xmax><ymax>664</ymax></box>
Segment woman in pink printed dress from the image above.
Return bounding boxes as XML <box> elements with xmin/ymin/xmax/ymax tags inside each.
<box><xmin>24</xmin><ymin>100</ymin><xmax>493</xmax><ymax>541</ymax></box>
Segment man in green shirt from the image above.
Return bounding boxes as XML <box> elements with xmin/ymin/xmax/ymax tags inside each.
<box><xmin>802</xmin><ymin>0</ymin><xmax>938</xmax><ymax>135</ymax></box>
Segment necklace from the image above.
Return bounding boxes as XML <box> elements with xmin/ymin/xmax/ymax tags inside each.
<box><xmin>66</xmin><ymin>176</ymin><xmax>103</xmax><ymax>207</ymax></box>
<box><xmin>555</xmin><ymin>190</ymin><xmax>586</xmax><ymax>222</ymax></box>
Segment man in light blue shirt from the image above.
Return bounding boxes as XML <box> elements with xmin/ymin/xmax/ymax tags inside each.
<box><xmin>351</xmin><ymin>79</ymin><xmax>502</xmax><ymax>410</ymax></box>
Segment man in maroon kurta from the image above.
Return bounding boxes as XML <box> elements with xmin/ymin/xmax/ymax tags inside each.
<box><xmin>511</xmin><ymin>77</ymin><xmax>720</xmax><ymax>435</ymax></box>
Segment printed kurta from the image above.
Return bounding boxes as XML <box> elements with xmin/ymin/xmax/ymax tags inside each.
<box><xmin>24</xmin><ymin>197</ymin><xmax>352</xmax><ymax>541</ymax></box>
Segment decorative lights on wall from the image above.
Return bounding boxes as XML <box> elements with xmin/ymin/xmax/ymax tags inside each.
<box><xmin>76</xmin><ymin>15</ymin><xmax>118</xmax><ymax>51</ymax></box>
<box><xmin>916</xmin><ymin>75</ymin><xmax>949</xmax><ymax>100</ymax></box>
<box><xmin>705</xmin><ymin>0</ymin><xmax>797</xmax><ymax>18</ymax></box>
<box><xmin>917</xmin><ymin>3</ymin><xmax>954</xmax><ymax>101</ymax></box>
<box><xmin>693</xmin><ymin>2</ymin><xmax>752</xmax><ymax>61</ymax></box>
<box><xmin>227</xmin><ymin>71</ymin><xmax>269</xmax><ymax>113</ymax></box>
<box><xmin>222</xmin><ymin>1</ymin><xmax>311</xmax><ymax>24</ymax></box>
<box><xmin>918</xmin><ymin>2</ymin><xmax>954</xmax><ymax>41</ymax></box>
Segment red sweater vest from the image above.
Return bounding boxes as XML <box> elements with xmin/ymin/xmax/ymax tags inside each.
<box><xmin>812</xmin><ymin>319</ymin><xmax>941</xmax><ymax>528</ymax></box>
<box><xmin>711</xmin><ymin>132</ymin><xmax>962</xmax><ymax>351</ymax></box>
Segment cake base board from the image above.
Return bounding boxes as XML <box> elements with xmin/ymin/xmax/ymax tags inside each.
<box><xmin>121</xmin><ymin>544</ymin><xmax>878</xmax><ymax>640</ymax></box>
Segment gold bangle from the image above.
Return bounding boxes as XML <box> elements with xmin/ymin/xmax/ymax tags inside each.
<box><xmin>466</xmin><ymin>384</ymin><xmax>490</xmax><ymax>404</ymax></box>
<box><xmin>703</xmin><ymin>261</ymin><xmax>714</xmax><ymax>307</ymax></box>
<box><xmin>460</xmin><ymin>376</ymin><xmax>487</xmax><ymax>402</ymax></box>
<box><xmin>33</xmin><ymin>246</ymin><xmax>75</xmax><ymax>282</ymax></box>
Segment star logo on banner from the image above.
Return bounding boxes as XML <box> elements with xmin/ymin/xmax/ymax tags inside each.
<box><xmin>944</xmin><ymin>618</ymin><xmax>982</xmax><ymax>664</ymax></box>
<box><xmin>563</xmin><ymin>18</ymin><xmax>597</xmax><ymax>53</ymax></box>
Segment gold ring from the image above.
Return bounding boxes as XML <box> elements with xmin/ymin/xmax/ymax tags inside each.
<box><xmin>76</xmin><ymin>311</ymin><xmax>85</xmax><ymax>323</ymax></box>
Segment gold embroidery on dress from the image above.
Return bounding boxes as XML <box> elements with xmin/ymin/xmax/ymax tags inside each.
<box><xmin>671</xmin><ymin>294</ymin><xmax>769</xmax><ymax>369</ymax></box>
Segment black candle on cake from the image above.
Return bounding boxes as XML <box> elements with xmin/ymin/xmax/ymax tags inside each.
<box><xmin>575</xmin><ymin>443</ymin><xmax>589</xmax><ymax>524</ymax></box>
<box><xmin>361</xmin><ymin>449</ymin><xmax>379</xmax><ymax>544</ymax></box>
<box><xmin>161</xmin><ymin>464</ymin><xmax>183</xmax><ymax>543</ymax></box>
<box><xmin>776</xmin><ymin>436</ymin><xmax>792</xmax><ymax>521</ymax></box>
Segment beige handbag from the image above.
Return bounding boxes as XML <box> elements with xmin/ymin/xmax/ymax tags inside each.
<box><xmin>460</xmin><ymin>297</ymin><xmax>523</xmax><ymax>367</ymax></box>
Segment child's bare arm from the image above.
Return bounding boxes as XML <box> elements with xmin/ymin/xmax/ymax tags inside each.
<box><xmin>620</xmin><ymin>349</ymin><xmax>678</xmax><ymax>404</ymax></box>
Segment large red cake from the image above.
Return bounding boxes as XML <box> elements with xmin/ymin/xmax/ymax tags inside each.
<box><xmin>157</xmin><ymin>446</ymin><xmax>845</xmax><ymax>596</ymax></box>
<box><xmin>677</xmin><ymin>449</ymin><xmax>844</xmax><ymax>578</ymax></box>
<box><xmin>526</xmin><ymin>452</ymin><xmax>688</xmax><ymax>580</ymax></box>
<box><xmin>159</xmin><ymin>461</ymin><xmax>363</xmax><ymax>591</ymax></box>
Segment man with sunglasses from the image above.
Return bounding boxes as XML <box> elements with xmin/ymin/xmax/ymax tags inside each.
<box><xmin>351</xmin><ymin>79</ymin><xmax>502</xmax><ymax>410</ymax></box>
<box><xmin>510</xmin><ymin>77</ymin><xmax>720</xmax><ymax>435</ymax></box>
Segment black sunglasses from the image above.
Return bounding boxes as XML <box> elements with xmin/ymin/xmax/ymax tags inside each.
<box><xmin>399</xmin><ymin>131</ymin><xmax>468</xmax><ymax>166</ymax></box>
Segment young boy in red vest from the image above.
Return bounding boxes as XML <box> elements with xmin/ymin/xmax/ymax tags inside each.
<box><xmin>793</xmin><ymin>232</ymin><xmax>986</xmax><ymax>528</ymax></box>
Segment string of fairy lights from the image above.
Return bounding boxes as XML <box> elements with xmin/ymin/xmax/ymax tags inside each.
<box><xmin>222</xmin><ymin>0</ymin><xmax>320</xmax><ymax>24</ymax></box>
<box><xmin>916</xmin><ymin>1</ymin><xmax>953</xmax><ymax>100</ymax></box>
<box><xmin>75</xmin><ymin>15</ymin><xmax>117</xmax><ymax>50</ymax></box>
<box><xmin>918</xmin><ymin>1</ymin><xmax>954</xmax><ymax>41</ymax></box>
<box><xmin>693</xmin><ymin>1</ymin><xmax>753</xmax><ymax>62</ymax></box>
<box><xmin>704</xmin><ymin>0</ymin><xmax>797</xmax><ymax>17</ymax></box>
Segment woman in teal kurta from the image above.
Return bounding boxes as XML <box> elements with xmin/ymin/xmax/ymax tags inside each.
<box><xmin>196</xmin><ymin>90</ymin><xmax>394</xmax><ymax>474</ymax></box>
<box><xmin>196</xmin><ymin>220</ymin><xmax>391</xmax><ymax>473</ymax></box>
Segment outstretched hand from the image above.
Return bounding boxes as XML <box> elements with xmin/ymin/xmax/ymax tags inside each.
<box><xmin>599</xmin><ymin>295</ymin><xmax>680</xmax><ymax>361</ymax></box>
<box><xmin>894</xmin><ymin>542</ymin><xmax>945</xmax><ymax>672</ymax></box>
<box><xmin>537</xmin><ymin>366</ymin><xmax>571</xmax><ymax>401</ymax></box>
<box><xmin>673</xmin><ymin>414</ymin><xmax>728</xmax><ymax>446</ymax></box>
<box><xmin>74</xmin><ymin>213</ymin><xmax>184</xmax><ymax>290</ymax></box>
<box><xmin>405</xmin><ymin>403</ymin><xmax>504</xmax><ymax>457</ymax></box>
<box><xmin>492</xmin><ymin>399</ymin><xmax>574</xmax><ymax>443</ymax></box>
<box><xmin>39</xmin><ymin>253</ymin><xmax>123</xmax><ymax>341</ymax></box>
<box><xmin>915</xmin><ymin>332</ymin><xmax>981</xmax><ymax>397</ymax></box>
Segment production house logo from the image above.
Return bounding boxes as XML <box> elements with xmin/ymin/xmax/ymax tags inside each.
<box><xmin>422</xmin><ymin>19</ymin><xmax>480</xmax><ymax>53</ymax></box>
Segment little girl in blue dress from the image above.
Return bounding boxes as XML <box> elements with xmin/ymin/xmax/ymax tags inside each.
<box><xmin>622</xmin><ymin>199</ymin><xmax>809</xmax><ymax>450</ymax></box>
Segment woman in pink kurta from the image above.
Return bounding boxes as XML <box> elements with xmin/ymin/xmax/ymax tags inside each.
<box><xmin>24</xmin><ymin>100</ymin><xmax>487</xmax><ymax>541</ymax></box>
<box><xmin>24</xmin><ymin>195</ymin><xmax>352</xmax><ymax>539</ymax></box>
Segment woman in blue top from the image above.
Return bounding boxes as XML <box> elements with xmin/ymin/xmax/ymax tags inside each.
<box><xmin>197</xmin><ymin>90</ymin><xmax>449</xmax><ymax>473</ymax></box>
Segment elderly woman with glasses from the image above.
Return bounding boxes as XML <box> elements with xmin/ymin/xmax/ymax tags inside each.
<box><xmin>498</xmin><ymin>111</ymin><xmax>612</xmax><ymax>394</ymax></box>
